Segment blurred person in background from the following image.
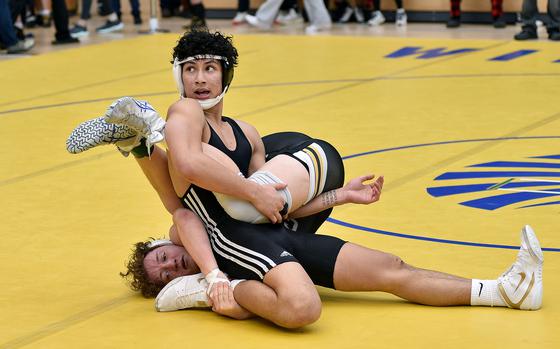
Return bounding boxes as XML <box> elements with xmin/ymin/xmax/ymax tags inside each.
<box><xmin>368</xmin><ymin>0</ymin><xmax>406</xmax><ymax>26</ymax></box>
<box><xmin>69</xmin><ymin>0</ymin><xmax>123</xmax><ymax>38</ymax></box>
<box><xmin>446</xmin><ymin>0</ymin><xmax>505</xmax><ymax>28</ymax></box>
<box><xmin>0</xmin><ymin>0</ymin><xmax>34</xmax><ymax>53</ymax></box>
<box><xmin>514</xmin><ymin>0</ymin><xmax>560</xmax><ymax>40</ymax></box>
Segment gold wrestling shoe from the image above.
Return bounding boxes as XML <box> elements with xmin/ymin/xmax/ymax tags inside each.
<box><xmin>155</xmin><ymin>273</ymin><xmax>210</xmax><ymax>312</ymax></box>
<box><xmin>104</xmin><ymin>97</ymin><xmax>166</xmax><ymax>151</ymax></box>
<box><xmin>497</xmin><ymin>225</ymin><xmax>544</xmax><ymax>310</ymax></box>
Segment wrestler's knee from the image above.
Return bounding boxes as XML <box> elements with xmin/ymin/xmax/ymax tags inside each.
<box><xmin>276</xmin><ymin>291</ymin><xmax>322</xmax><ymax>328</ymax></box>
<box><xmin>378</xmin><ymin>253</ymin><xmax>409</xmax><ymax>291</ymax></box>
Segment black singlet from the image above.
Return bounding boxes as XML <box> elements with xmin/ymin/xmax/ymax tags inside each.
<box><xmin>207</xmin><ymin>116</ymin><xmax>252</xmax><ymax>177</ymax></box>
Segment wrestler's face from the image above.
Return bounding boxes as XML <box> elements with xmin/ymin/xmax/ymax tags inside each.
<box><xmin>143</xmin><ymin>245</ymin><xmax>200</xmax><ymax>285</ymax></box>
<box><xmin>182</xmin><ymin>59</ymin><xmax>223</xmax><ymax>100</ymax></box>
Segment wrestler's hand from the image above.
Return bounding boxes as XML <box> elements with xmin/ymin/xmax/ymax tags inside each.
<box><xmin>206</xmin><ymin>269</ymin><xmax>229</xmax><ymax>296</ymax></box>
<box><xmin>341</xmin><ymin>174</ymin><xmax>384</xmax><ymax>205</ymax></box>
<box><xmin>209</xmin><ymin>282</ymin><xmax>252</xmax><ymax>320</ymax></box>
<box><xmin>249</xmin><ymin>182</ymin><xmax>287</xmax><ymax>224</ymax></box>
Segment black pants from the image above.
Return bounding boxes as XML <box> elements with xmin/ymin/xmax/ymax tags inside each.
<box><xmin>51</xmin><ymin>0</ymin><xmax>72</xmax><ymax>40</ymax></box>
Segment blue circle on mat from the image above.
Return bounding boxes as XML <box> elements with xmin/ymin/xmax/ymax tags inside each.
<box><xmin>326</xmin><ymin>136</ymin><xmax>560</xmax><ymax>252</ymax></box>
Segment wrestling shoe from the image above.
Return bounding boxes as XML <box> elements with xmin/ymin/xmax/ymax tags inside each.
<box><xmin>497</xmin><ymin>225</ymin><xmax>544</xmax><ymax>310</ymax></box>
<box><xmin>104</xmin><ymin>97</ymin><xmax>166</xmax><ymax>151</ymax></box>
<box><xmin>66</xmin><ymin>116</ymin><xmax>141</xmax><ymax>156</ymax></box>
<box><xmin>155</xmin><ymin>273</ymin><xmax>210</xmax><ymax>312</ymax></box>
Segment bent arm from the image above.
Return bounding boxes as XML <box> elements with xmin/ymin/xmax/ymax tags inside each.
<box><xmin>166</xmin><ymin>100</ymin><xmax>262</xmax><ymax>203</ymax></box>
<box><xmin>166</xmin><ymin>100</ymin><xmax>285</xmax><ymax>223</ymax></box>
<box><xmin>171</xmin><ymin>208</ymin><xmax>219</xmax><ymax>275</ymax></box>
<box><xmin>170</xmin><ymin>209</ymin><xmax>253</xmax><ymax>320</ymax></box>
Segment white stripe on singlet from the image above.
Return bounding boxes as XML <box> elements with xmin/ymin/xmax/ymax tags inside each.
<box><xmin>293</xmin><ymin>142</ymin><xmax>329</xmax><ymax>204</ymax></box>
<box><xmin>183</xmin><ymin>190</ymin><xmax>277</xmax><ymax>278</ymax></box>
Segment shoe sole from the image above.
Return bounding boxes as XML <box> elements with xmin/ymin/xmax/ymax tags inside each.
<box><xmin>97</xmin><ymin>23</ymin><xmax>124</xmax><ymax>34</ymax></box>
<box><xmin>521</xmin><ymin>225</ymin><xmax>544</xmax><ymax>310</ymax></box>
<box><xmin>70</xmin><ymin>31</ymin><xmax>89</xmax><ymax>38</ymax></box>
<box><xmin>522</xmin><ymin>225</ymin><xmax>544</xmax><ymax>264</ymax></box>
<box><xmin>155</xmin><ymin>276</ymin><xmax>184</xmax><ymax>311</ymax></box>
<box><xmin>368</xmin><ymin>20</ymin><xmax>385</xmax><ymax>26</ymax></box>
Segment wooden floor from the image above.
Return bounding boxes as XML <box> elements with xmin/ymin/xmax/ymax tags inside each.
<box><xmin>1</xmin><ymin>18</ymin><xmax>559</xmax><ymax>349</ymax></box>
<box><xmin>1</xmin><ymin>15</ymin><xmax>556</xmax><ymax>59</ymax></box>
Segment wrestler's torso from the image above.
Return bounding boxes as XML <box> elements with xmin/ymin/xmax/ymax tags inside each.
<box><xmin>179</xmin><ymin>116</ymin><xmax>255</xmax><ymax>232</ymax></box>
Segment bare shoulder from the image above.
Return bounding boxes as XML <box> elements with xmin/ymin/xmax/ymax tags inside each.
<box><xmin>234</xmin><ymin>119</ymin><xmax>261</xmax><ymax>144</ymax></box>
<box><xmin>167</xmin><ymin>98</ymin><xmax>205</xmax><ymax>123</ymax></box>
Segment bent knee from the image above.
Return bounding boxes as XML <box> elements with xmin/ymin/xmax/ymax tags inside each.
<box><xmin>279</xmin><ymin>297</ymin><xmax>322</xmax><ymax>328</ymax></box>
<box><xmin>272</xmin><ymin>290</ymin><xmax>322</xmax><ymax>329</ymax></box>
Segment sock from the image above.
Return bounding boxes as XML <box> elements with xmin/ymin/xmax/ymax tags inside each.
<box><xmin>470</xmin><ymin>279</ymin><xmax>506</xmax><ymax>307</ymax></box>
<box><xmin>230</xmin><ymin>279</ymin><xmax>245</xmax><ymax>290</ymax></box>
<box><xmin>131</xmin><ymin>138</ymin><xmax>154</xmax><ymax>158</ymax></box>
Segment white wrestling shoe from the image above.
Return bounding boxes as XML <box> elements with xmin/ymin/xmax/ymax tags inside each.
<box><xmin>497</xmin><ymin>225</ymin><xmax>544</xmax><ymax>310</ymax></box>
<box><xmin>155</xmin><ymin>273</ymin><xmax>210</xmax><ymax>312</ymax></box>
<box><xmin>104</xmin><ymin>97</ymin><xmax>166</xmax><ymax>151</ymax></box>
<box><xmin>66</xmin><ymin>116</ymin><xmax>141</xmax><ymax>156</ymax></box>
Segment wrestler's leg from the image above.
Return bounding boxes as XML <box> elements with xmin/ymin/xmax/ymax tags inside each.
<box><xmin>333</xmin><ymin>243</ymin><xmax>471</xmax><ymax>306</ymax></box>
<box><xmin>232</xmin><ymin>262</ymin><xmax>321</xmax><ymax>328</ymax></box>
<box><xmin>135</xmin><ymin>146</ymin><xmax>183</xmax><ymax>215</ymax></box>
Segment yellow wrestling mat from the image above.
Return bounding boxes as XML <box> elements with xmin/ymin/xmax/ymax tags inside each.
<box><xmin>1</xmin><ymin>34</ymin><xmax>559</xmax><ymax>348</ymax></box>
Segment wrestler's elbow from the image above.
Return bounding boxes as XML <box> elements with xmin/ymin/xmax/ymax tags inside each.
<box><xmin>174</xmin><ymin>159</ymin><xmax>198</xmax><ymax>182</ymax></box>
<box><xmin>172</xmin><ymin>207</ymin><xmax>196</xmax><ymax>227</ymax></box>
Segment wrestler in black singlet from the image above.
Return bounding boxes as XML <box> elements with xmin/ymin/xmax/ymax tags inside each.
<box><xmin>179</xmin><ymin>119</ymin><xmax>346</xmax><ymax>288</ymax></box>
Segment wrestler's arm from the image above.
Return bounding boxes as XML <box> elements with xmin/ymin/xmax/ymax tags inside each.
<box><xmin>169</xmin><ymin>209</ymin><xmax>219</xmax><ymax>275</ymax></box>
<box><xmin>166</xmin><ymin>99</ymin><xmax>285</xmax><ymax>223</ymax></box>
<box><xmin>289</xmin><ymin>175</ymin><xmax>384</xmax><ymax>219</ymax></box>
<box><xmin>169</xmin><ymin>208</ymin><xmax>253</xmax><ymax>320</ymax></box>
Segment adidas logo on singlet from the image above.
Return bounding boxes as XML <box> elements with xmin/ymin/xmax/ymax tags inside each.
<box><xmin>280</xmin><ymin>251</ymin><xmax>293</xmax><ymax>257</ymax></box>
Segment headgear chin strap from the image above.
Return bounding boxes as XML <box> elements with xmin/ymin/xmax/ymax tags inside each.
<box><xmin>173</xmin><ymin>55</ymin><xmax>233</xmax><ymax>110</ymax></box>
<box><xmin>197</xmin><ymin>86</ymin><xmax>228</xmax><ymax>110</ymax></box>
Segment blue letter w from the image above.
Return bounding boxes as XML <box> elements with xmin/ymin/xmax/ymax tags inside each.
<box><xmin>385</xmin><ymin>46</ymin><xmax>479</xmax><ymax>59</ymax></box>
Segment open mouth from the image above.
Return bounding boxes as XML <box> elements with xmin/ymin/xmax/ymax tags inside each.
<box><xmin>194</xmin><ymin>89</ymin><xmax>211</xmax><ymax>99</ymax></box>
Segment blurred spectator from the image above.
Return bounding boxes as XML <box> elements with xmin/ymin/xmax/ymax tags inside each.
<box><xmin>232</xmin><ymin>0</ymin><xmax>248</xmax><ymax>24</ymax></box>
<box><xmin>276</xmin><ymin>0</ymin><xmax>302</xmax><ymax>25</ymax></box>
<box><xmin>246</xmin><ymin>0</ymin><xmax>331</xmax><ymax>34</ymax></box>
<box><xmin>160</xmin><ymin>0</ymin><xmax>180</xmax><ymax>17</ymax></box>
<box><xmin>368</xmin><ymin>0</ymin><xmax>406</xmax><ymax>26</ymax></box>
<box><xmin>447</xmin><ymin>0</ymin><xmax>505</xmax><ymax>28</ymax></box>
<box><xmin>335</xmin><ymin>0</ymin><xmax>365</xmax><ymax>24</ymax></box>
<box><xmin>514</xmin><ymin>0</ymin><xmax>560</xmax><ymax>40</ymax></box>
<box><xmin>69</xmin><ymin>0</ymin><xmax>123</xmax><ymax>38</ymax></box>
<box><xmin>182</xmin><ymin>0</ymin><xmax>205</xmax><ymax>29</ymax></box>
<box><xmin>51</xmin><ymin>0</ymin><xmax>80</xmax><ymax>44</ymax></box>
<box><xmin>112</xmin><ymin>0</ymin><xmax>141</xmax><ymax>24</ymax></box>
<box><xmin>1</xmin><ymin>0</ymin><xmax>34</xmax><ymax>53</ymax></box>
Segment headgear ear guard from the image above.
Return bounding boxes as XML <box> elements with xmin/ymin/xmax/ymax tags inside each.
<box><xmin>173</xmin><ymin>54</ymin><xmax>234</xmax><ymax>110</ymax></box>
